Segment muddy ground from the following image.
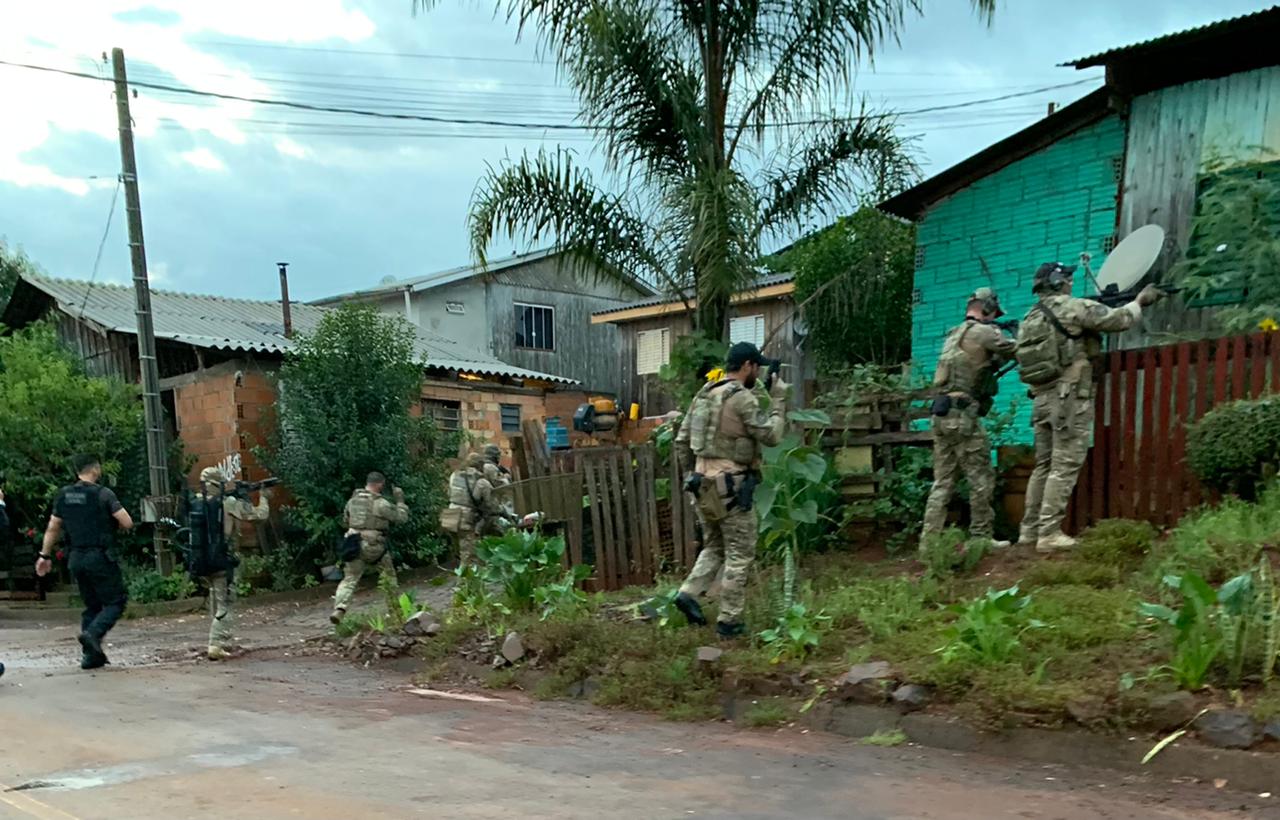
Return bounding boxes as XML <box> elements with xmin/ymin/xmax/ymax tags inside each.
<box><xmin>2</xmin><ymin>580</ymin><xmax>1277</xmax><ymax>819</ymax></box>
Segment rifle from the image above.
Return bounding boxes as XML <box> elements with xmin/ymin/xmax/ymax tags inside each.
<box><xmin>229</xmin><ymin>476</ymin><xmax>281</xmax><ymax>501</ymax></box>
<box><xmin>995</xmin><ymin>318</ymin><xmax>1019</xmax><ymax>333</ymax></box>
<box><xmin>1078</xmin><ymin>251</ymin><xmax>1181</xmax><ymax>308</ymax></box>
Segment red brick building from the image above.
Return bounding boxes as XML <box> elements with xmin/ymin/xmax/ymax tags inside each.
<box><xmin>2</xmin><ymin>274</ymin><xmax>588</xmax><ymax>487</ymax></box>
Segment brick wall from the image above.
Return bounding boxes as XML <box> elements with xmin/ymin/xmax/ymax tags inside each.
<box><xmin>422</xmin><ymin>382</ymin><xmax>595</xmax><ymax>463</ymax></box>
<box><xmin>911</xmin><ymin>115</ymin><xmax>1125</xmax><ymax>441</ymax></box>
<box><xmin>173</xmin><ymin>361</ymin><xmax>278</xmax><ymax>485</ymax></box>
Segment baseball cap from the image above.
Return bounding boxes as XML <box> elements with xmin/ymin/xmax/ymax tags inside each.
<box><xmin>725</xmin><ymin>341</ymin><xmax>778</xmax><ymax>371</ymax></box>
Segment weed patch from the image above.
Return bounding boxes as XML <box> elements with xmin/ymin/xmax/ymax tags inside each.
<box><xmin>741</xmin><ymin>699</ymin><xmax>792</xmax><ymax>727</ymax></box>
<box><xmin>861</xmin><ymin>728</ymin><xmax>907</xmax><ymax>747</ymax></box>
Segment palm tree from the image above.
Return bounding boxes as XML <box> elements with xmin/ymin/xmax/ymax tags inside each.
<box><xmin>420</xmin><ymin>1</ymin><xmax>996</xmax><ymax>339</ymax></box>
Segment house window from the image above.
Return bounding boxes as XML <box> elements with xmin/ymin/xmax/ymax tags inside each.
<box><xmin>500</xmin><ymin>403</ymin><xmax>522</xmax><ymax>433</ymax></box>
<box><xmin>729</xmin><ymin>314</ymin><xmax>766</xmax><ymax>348</ymax></box>
<box><xmin>423</xmin><ymin>398</ymin><xmax>461</xmax><ymax>431</ymax></box>
<box><xmin>636</xmin><ymin>328</ymin><xmax>671</xmax><ymax>375</ymax></box>
<box><xmin>514</xmin><ymin>303</ymin><xmax>555</xmax><ymax>350</ymax></box>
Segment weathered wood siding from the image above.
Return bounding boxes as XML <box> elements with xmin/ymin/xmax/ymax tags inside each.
<box><xmin>612</xmin><ymin>294</ymin><xmax>807</xmax><ymax>416</ymax></box>
<box><xmin>487</xmin><ymin>256</ymin><xmax>639</xmax><ymax>395</ymax></box>
<box><xmin>1115</xmin><ymin>65</ymin><xmax>1280</xmax><ymax>348</ymax></box>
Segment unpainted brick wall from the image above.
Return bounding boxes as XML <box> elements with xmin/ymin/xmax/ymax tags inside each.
<box><xmin>910</xmin><ymin>115</ymin><xmax>1126</xmax><ymax>442</ymax></box>
<box><xmin>422</xmin><ymin>384</ymin><xmax>595</xmax><ymax>464</ymax></box>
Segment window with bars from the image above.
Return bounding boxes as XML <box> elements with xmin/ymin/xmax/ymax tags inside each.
<box><xmin>636</xmin><ymin>328</ymin><xmax>671</xmax><ymax>375</ymax></box>
<box><xmin>728</xmin><ymin>314</ymin><xmax>766</xmax><ymax>347</ymax></box>
<box><xmin>514</xmin><ymin>303</ymin><xmax>555</xmax><ymax>350</ymax></box>
<box><xmin>422</xmin><ymin>398</ymin><xmax>461</xmax><ymax>431</ymax></box>
<box><xmin>500</xmin><ymin>403</ymin><xmax>522</xmax><ymax>432</ymax></box>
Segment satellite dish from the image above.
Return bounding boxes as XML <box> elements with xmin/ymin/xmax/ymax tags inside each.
<box><xmin>1095</xmin><ymin>224</ymin><xmax>1165</xmax><ymax>295</ymax></box>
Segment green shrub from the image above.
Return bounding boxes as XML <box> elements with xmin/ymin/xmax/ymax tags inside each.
<box><xmin>919</xmin><ymin>528</ymin><xmax>986</xmax><ymax>578</ymax></box>
<box><xmin>124</xmin><ymin>566</ymin><xmax>197</xmax><ymax>604</ymax></box>
<box><xmin>1146</xmin><ymin>486</ymin><xmax>1280</xmax><ymax>584</ymax></box>
<box><xmin>939</xmin><ymin>585</ymin><xmax>1044</xmax><ymax>665</ymax></box>
<box><xmin>758</xmin><ymin>602</ymin><xmax>831</xmax><ymax>661</ymax></box>
<box><xmin>1078</xmin><ymin>519</ymin><xmax>1157</xmax><ymax>570</ymax></box>
<box><xmin>1186</xmin><ymin>396</ymin><xmax>1280</xmax><ymax>497</ymax></box>
<box><xmin>458</xmin><ymin>529</ymin><xmax>590</xmax><ymax>621</ymax></box>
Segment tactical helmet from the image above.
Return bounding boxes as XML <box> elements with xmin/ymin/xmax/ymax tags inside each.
<box><xmin>483</xmin><ymin>443</ymin><xmax>501</xmax><ymax>463</ymax></box>
<box><xmin>199</xmin><ymin>466</ymin><xmax>225</xmax><ymax>486</ymax></box>
<box><xmin>1032</xmin><ymin>262</ymin><xmax>1076</xmax><ymax>294</ymax></box>
<box><xmin>466</xmin><ymin>452</ymin><xmax>486</xmax><ymax>470</ymax></box>
<box><xmin>967</xmin><ymin>287</ymin><xmax>1004</xmax><ymax>317</ymax></box>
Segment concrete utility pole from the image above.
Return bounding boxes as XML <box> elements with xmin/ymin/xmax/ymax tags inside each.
<box><xmin>112</xmin><ymin>47</ymin><xmax>172</xmax><ymax>574</ymax></box>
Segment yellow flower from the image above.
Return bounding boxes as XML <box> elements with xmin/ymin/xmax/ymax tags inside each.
<box><xmin>705</xmin><ymin>367</ymin><xmax>725</xmax><ymax>381</ymax></box>
<box><xmin>1260</xmin><ymin>318</ymin><xmax>1278</xmax><ymax>332</ymax></box>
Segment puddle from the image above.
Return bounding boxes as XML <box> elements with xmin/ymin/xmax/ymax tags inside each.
<box><xmin>9</xmin><ymin>744</ymin><xmax>298</xmax><ymax>792</ymax></box>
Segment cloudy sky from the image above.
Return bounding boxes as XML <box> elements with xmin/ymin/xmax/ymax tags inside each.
<box><xmin>0</xmin><ymin>1</ymin><xmax>1270</xmax><ymax>302</ymax></box>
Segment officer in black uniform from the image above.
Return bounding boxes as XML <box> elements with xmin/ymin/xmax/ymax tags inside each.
<box><xmin>36</xmin><ymin>455</ymin><xmax>134</xmax><ymax>669</ymax></box>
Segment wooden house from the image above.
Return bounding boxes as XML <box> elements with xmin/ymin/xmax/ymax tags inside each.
<box><xmin>592</xmin><ymin>272</ymin><xmax>810</xmax><ymax>416</ymax></box>
<box><xmin>880</xmin><ymin>7</ymin><xmax>1280</xmax><ymax>440</ymax></box>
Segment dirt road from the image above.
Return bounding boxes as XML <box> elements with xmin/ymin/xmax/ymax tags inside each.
<box><xmin>1</xmin><ymin>587</ymin><xmax>1275</xmax><ymax>819</ymax></box>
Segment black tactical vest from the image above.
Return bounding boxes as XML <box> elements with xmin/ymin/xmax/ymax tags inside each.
<box><xmin>58</xmin><ymin>483</ymin><xmax>112</xmax><ymax>550</ymax></box>
<box><xmin>186</xmin><ymin>495</ymin><xmax>232</xmax><ymax>578</ymax></box>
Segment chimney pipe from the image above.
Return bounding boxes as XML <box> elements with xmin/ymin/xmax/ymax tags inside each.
<box><xmin>277</xmin><ymin>262</ymin><xmax>293</xmax><ymax>339</ymax></box>
<box><xmin>1047</xmin><ymin>101</ymin><xmax>1057</xmax><ymax>116</ymax></box>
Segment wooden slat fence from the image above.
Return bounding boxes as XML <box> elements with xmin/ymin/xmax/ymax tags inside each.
<box><xmin>502</xmin><ymin>443</ymin><xmax>684</xmax><ymax>591</ymax></box>
<box><xmin>1068</xmin><ymin>331</ymin><xmax>1279</xmax><ymax>533</ymax></box>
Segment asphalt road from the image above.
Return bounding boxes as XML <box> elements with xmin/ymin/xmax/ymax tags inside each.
<box><xmin>1</xmin><ymin>591</ymin><xmax>1276</xmax><ymax>819</ymax></box>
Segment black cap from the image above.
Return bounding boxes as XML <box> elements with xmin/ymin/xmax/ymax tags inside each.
<box><xmin>1033</xmin><ymin>261</ymin><xmax>1077</xmax><ymax>292</ymax></box>
<box><xmin>726</xmin><ymin>341</ymin><xmax>777</xmax><ymax>371</ymax></box>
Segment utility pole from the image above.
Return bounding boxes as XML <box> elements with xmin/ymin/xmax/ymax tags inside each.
<box><xmin>112</xmin><ymin>47</ymin><xmax>172</xmax><ymax>574</ymax></box>
<box><xmin>277</xmin><ymin>262</ymin><xmax>293</xmax><ymax>338</ymax></box>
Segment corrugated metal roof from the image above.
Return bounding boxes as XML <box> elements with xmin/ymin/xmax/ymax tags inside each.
<box><xmin>23</xmin><ymin>274</ymin><xmax>577</xmax><ymax>384</ymax></box>
<box><xmin>1063</xmin><ymin>6</ymin><xmax>1280</xmax><ymax>68</ymax></box>
<box><xmin>591</xmin><ymin>271</ymin><xmax>795</xmax><ymax>318</ymax></box>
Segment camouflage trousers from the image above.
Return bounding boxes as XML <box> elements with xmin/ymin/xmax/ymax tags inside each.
<box><xmin>1020</xmin><ymin>388</ymin><xmax>1093</xmax><ymax>542</ymax></box>
<box><xmin>333</xmin><ymin>536</ymin><xmax>396</xmax><ymax>612</ymax></box>
<box><xmin>206</xmin><ymin>571</ymin><xmax>235</xmax><ymax>650</ymax></box>
<box><xmin>922</xmin><ymin>410</ymin><xmax>996</xmax><ymax>539</ymax></box>
<box><xmin>678</xmin><ymin>504</ymin><xmax>757</xmax><ymax>625</ymax></box>
<box><xmin>454</xmin><ymin>530</ymin><xmax>477</xmax><ymax>565</ymax></box>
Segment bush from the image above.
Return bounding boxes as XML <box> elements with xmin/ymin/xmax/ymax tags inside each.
<box><xmin>1146</xmin><ymin>486</ymin><xmax>1280</xmax><ymax>584</ymax></box>
<box><xmin>919</xmin><ymin>528</ymin><xmax>986</xmax><ymax>578</ymax></box>
<box><xmin>124</xmin><ymin>566</ymin><xmax>197</xmax><ymax>604</ymax></box>
<box><xmin>1186</xmin><ymin>396</ymin><xmax>1280</xmax><ymax>497</ymax></box>
<box><xmin>457</xmin><ymin>529</ymin><xmax>590</xmax><ymax>620</ymax></box>
<box><xmin>1077</xmin><ymin>519</ymin><xmax>1157</xmax><ymax>570</ymax></box>
<box><xmin>263</xmin><ymin>304</ymin><xmax>452</xmax><ymax>572</ymax></box>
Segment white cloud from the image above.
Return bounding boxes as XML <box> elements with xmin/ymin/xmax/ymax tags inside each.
<box><xmin>273</xmin><ymin>137</ymin><xmax>310</xmax><ymax>160</ymax></box>
<box><xmin>0</xmin><ymin>0</ymin><xmax>378</xmax><ymax>191</ymax></box>
<box><xmin>180</xmin><ymin>147</ymin><xmax>226</xmax><ymax>172</ymax></box>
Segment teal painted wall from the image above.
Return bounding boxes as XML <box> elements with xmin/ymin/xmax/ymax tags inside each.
<box><xmin>911</xmin><ymin>115</ymin><xmax>1126</xmax><ymax>442</ymax></box>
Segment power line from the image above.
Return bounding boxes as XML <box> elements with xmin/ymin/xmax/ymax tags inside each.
<box><xmin>0</xmin><ymin>57</ymin><xmax>1098</xmax><ymax>132</ymax></box>
<box><xmin>80</xmin><ymin>176</ymin><xmax>123</xmax><ymax>318</ymax></box>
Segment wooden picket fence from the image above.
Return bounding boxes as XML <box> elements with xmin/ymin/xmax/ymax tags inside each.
<box><xmin>502</xmin><ymin>443</ymin><xmax>689</xmax><ymax>591</ymax></box>
<box><xmin>1068</xmin><ymin>331</ymin><xmax>1280</xmax><ymax>532</ymax></box>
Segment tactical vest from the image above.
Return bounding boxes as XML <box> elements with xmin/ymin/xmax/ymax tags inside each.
<box><xmin>686</xmin><ymin>380</ymin><xmax>756</xmax><ymax>465</ymax></box>
<box><xmin>933</xmin><ymin>322</ymin><xmax>984</xmax><ymax>396</ymax></box>
<box><xmin>347</xmin><ymin>489</ymin><xmax>387</xmax><ymax>531</ymax></box>
<box><xmin>448</xmin><ymin>470</ymin><xmax>481</xmax><ymax>509</ymax></box>
<box><xmin>58</xmin><ymin>483</ymin><xmax>112</xmax><ymax>550</ymax></box>
<box><xmin>1015</xmin><ymin>299</ymin><xmax>1079</xmax><ymax>387</ymax></box>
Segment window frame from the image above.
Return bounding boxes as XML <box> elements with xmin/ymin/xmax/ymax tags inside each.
<box><xmin>635</xmin><ymin>327</ymin><xmax>671</xmax><ymax>376</ymax></box>
<box><xmin>728</xmin><ymin>313</ymin><xmax>766</xmax><ymax>348</ymax></box>
<box><xmin>500</xmin><ymin>403</ymin><xmax>522</xmax><ymax>433</ymax></box>
<box><xmin>422</xmin><ymin>398</ymin><xmax>462</xmax><ymax>432</ymax></box>
<box><xmin>513</xmin><ymin>302</ymin><xmax>556</xmax><ymax>351</ymax></box>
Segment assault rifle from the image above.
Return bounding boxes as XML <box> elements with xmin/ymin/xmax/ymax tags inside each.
<box><xmin>229</xmin><ymin>476</ymin><xmax>281</xmax><ymax>502</ymax></box>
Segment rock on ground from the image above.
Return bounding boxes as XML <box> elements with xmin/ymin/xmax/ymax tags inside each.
<box><xmin>1195</xmin><ymin>709</ymin><xmax>1260</xmax><ymax>750</ymax></box>
<box><xmin>502</xmin><ymin>631</ymin><xmax>525</xmax><ymax>663</ymax></box>
<box><xmin>834</xmin><ymin>661</ymin><xmax>895</xmax><ymax>704</ymax></box>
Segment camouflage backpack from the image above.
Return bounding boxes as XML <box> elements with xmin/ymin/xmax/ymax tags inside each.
<box><xmin>686</xmin><ymin>380</ymin><xmax>743</xmax><ymax>457</ymax></box>
<box><xmin>1015</xmin><ymin>303</ymin><xmax>1079</xmax><ymax>386</ymax></box>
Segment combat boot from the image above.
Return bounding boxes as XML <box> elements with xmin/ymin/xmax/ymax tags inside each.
<box><xmin>207</xmin><ymin>645</ymin><xmax>230</xmax><ymax>661</ymax></box>
<box><xmin>1016</xmin><ymin>527</ymin><xmax>1038</xmax><ymax>549</ymax></box>
<box><xmin>674</xmin><ymin>592</ymin><xmax>707</xmax><ymax>626</ymax></box>
<box><xmin>1036</xmin><ymin>532</ymin><xmax>1077</xmax><ymax>554</ymax></box>
<box><xmin>716</xmin><ymin>621</ymin><xmax>745</xmax><ymax>640</ymax></box>
<box><xmin>78</xmin><ymin>632</ymin><xmax>108</xmax><ymax>669</ymax></box>
<box><xmin>329</xmin><ymin>608</ymin><xmax>346</xmax><ymax>625</ymax></box>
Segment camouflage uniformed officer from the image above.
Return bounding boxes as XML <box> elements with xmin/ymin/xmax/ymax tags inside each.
<box><xmin>196</xmin><ymin>466</ymin><xmax>270</xmax><ymax>661</ymax></box>
<box><xmin>442</xmin><ymin>452</ymin><xmax>512</xmax><ymax>564</ymax></box>
<box><xmin>1016</xmin><ymin>262</ymin><xmax>1165</xmax><ymax>553</ymax></box>
<box><xmin>329</xmin><ymin>471</ymin><xmax>409</xmax><ymax>623</ymax></box>
<box><xmin>921</xmin><ymin>287</ymin><xmax>1016</xmax><ymax>551</ymax></box>
<box><xmin>673</xmin><ymin>342</ymin><xmax>787</xmax><ymax>639</ymax></box>
<box><xmin>482</xmin><ymin>443</ymin><xmax>516</xmax><ymax>520</ymax></box>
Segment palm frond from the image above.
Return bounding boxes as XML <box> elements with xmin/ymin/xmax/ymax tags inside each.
<box><xmin>567</xmin><ymin>3</ymin><xmax>705</xmax><ymax>182</ymax></box>
<box><xmin>468</xmin><ymin>147</ymin><xmax>680</xmax><ymax>295</ymax></box>
<box><xmin>754</xmin><ymin>112</ymin><xmax>917</xmax><ymax>240</ymax></box>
